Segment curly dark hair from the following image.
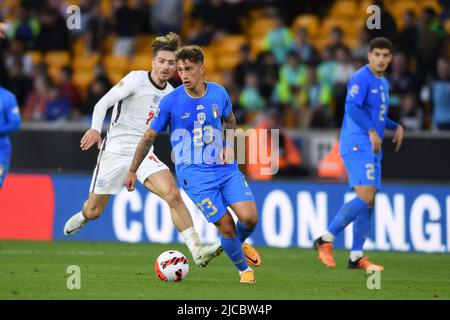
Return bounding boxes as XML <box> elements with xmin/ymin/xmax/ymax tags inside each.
<box><xmin>175</xmin><ymin>45</ymin><xmax>204</xmax><ymax>64</ymax></box>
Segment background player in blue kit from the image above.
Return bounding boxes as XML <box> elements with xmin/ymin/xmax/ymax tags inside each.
<box><xmin>0</xmin><ymin>86</ymin><xmax>21</xmax><ymax>189</ymax></box>
<box><xmin>314</xmin><ymin>37</ymin><xmax>404</xmax><ymax>271</ymax></box>
<box><xmin>125</xmin><ymin>45</ymin><xmax>261</xmax><ymax>283</ymax></box>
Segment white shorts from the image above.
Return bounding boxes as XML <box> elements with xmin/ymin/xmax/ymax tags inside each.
<box><xmin>89</xmin><ymin>149</ymin><xmax>169</xmax><ymax>195</ymax></box>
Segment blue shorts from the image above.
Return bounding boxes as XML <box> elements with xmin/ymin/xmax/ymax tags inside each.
<box><xmin>183</xmin><ymin>170</ymin><xmax>255</xmax><ymax>223</ymax></box>
<box><xmin>342</xmin><ymin>150</ymin><xmax>382</xmax><ymax>190</ymax></box>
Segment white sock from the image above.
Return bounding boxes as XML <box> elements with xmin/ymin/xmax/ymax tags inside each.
<box><xmin>322</xmin><ymin>231</ymin><xmax>336</xmax><ymax>243</ymax></box>
<box><xmin>350</xmin><ymin>250</ymin><xmax>363</xmax><ymax>262</ymax></box>
<box><xmin>181</xmin><ymin>227</ymin><xmax>202</xmax><ymax>257</ymax></box>
<box><xmin>77</xmin><ymin>211</ymin><xmax>88</xmax><ymax>223</ymax></box>
<box><xmin>239</xmin><ymin>266</ymin><xmax>252</xmax><ymax>275</ymax></box>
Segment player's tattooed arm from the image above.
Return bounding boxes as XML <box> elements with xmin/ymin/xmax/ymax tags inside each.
<box><xmin>129</xmin><ymin>128</ymin><xmax>158</xmax><ymax>172</ymax></box>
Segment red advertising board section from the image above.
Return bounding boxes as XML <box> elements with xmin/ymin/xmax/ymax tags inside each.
<box><xmin>0</xmin><ymin>174</ymin><xmax>54</xmax><ymax>241</ymax></box>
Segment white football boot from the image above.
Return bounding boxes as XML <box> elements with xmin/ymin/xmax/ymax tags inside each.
<box><xmin>63</xmin><ymin>212</ymin><xmax>88</xmax><ymax>236</ymax></box>
<box><xmin>194</xmin><ymin>242</ymin><xmax>223</xmax><ymax>267</ymax></box>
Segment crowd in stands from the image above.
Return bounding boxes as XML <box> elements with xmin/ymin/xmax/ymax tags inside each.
<box><xmin>0</xmin><ymin>0</ymin><xmax>449</xmax><ymax>132</ymax></box>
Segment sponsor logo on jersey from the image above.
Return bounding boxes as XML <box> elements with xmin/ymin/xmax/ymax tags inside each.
<box><xmin>350</xmin><ymin>84</ymin><xmax>359</xmax><ymax>98</ymax></box>
<box><xmin>181</xmin><ymin>112</ymin><xmax>190</xmax><ymax>119</ymax></box>
<box><xmin>197</xmin><ymin>112</ymin><xmax>206</xmax><ymax>124</ymax></box>
<box><xmin>196</xmin><ymin>105</ymin><xmax>204</xmax><ymax>110</ymax></box>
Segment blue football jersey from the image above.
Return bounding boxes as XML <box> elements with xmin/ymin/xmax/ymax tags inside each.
<box><xmin>339</xmin><ymin>65</ymin><xmax>390</xmax><ymax>155</ymax></box>
<box><xmin>0</xmin><ymin>86</ymin><xmax>21</xmax><ymax>161</ymax></box>
<box><xmin>150</xmin><ymin>82</ymin><xmax>238</xmax><ymax>188</ymax></box>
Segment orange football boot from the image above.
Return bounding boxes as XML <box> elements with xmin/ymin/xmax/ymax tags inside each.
<box><xmin>313</xmin><ymin>237</ymin><xmax>336</xmax><ymax>268</ymax></box>
<box><xmin>240</xmin><ymin>269</ymin><xmax>255</xmax><ymax>283</ymax></box>
<box><xmin>348</xmin><ymin>256</ymin><xmax>384</xmax><ymax>271</ymax></box>
<box><xmin>242</xmin><ymin>242</ymin><xmax>261</xmax><ymax>267</ymax></box>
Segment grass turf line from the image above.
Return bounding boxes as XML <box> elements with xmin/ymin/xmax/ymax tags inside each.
<box><xmin>0</xmin><ymin>240</ymin><xmax>449</xmax><ymax>299</ymax></box>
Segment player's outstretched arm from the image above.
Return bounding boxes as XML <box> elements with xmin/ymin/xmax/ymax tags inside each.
<box><xmin>392</xmin><ymin>124</ymin><xmax>404</xmax><ymax>152</ymax></box>
<box><xmin>125</xmin><ymin>128</ymin><xmax>159</xmax><ymax>191</ymax></box>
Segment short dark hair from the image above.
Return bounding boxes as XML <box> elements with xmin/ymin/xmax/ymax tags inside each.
<box><xmin>151</xmin><ymin>32</ymin><xmax>180</xmax><ymax>57</ymax></box>
<box><xmin>175</xmin><ymin>45</ymin><xmax>204</xmax><ymax>64</ymax></box>
<box><xmin>369</xmin><ymin>37</ymin><xmax>392</xmax><ymax>52</ymax></box>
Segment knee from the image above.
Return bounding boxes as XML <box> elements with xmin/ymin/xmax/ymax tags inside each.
<box><xmin>161</xmin><ymin>186</ymin><xmax>183</xmax><ymax>208</ymax></box>
<box><xmin>215</xmin><ymin>218</ymin><xmax>237</xmax><ymax>238</ymax></box>
<box><xmin>359</xmin><ymin>192</ymin><xmax>376</xmax><ymax>207</ymax></box>
<box><xmin>240</xmin><ymin>212</ymin><xmax>258</xmax><ymax>230</ymax></box>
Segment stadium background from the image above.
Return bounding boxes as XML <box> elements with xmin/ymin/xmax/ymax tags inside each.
<box><xmin>0</xmin><ymin>0</ymin><xmax>450</xmax><ymax>297</ymax></box>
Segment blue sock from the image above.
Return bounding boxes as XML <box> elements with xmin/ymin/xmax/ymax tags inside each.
<box><xmin>352</xmin><ymin>206</ymin><xmax>373</xmax><ymax>251</ymax></box>
<box><xmin>236</xmin><ymin>221</ymin><xmax>254</xmax><ymax>243</ymax></box>
<box><xmin>221</xmin><ymin>235</ymin><xmax>249</xmax><ymax>272</ymax></box>
<box><xmin>328</xmin><ymin>196</ymin><xmax>368</xmax><ymax>237</ymax></box>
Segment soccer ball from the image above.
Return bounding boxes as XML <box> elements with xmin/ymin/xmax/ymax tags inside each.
<box><xmin>154</xmin><ymin>250</ymin><xmax>189</xmax><ymax>282</ymax></box>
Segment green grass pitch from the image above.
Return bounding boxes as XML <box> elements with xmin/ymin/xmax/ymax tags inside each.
<box><xmin>1</xmin><ymin>240</ymin><xmax>449</xmax><ymax>299</ymax></box>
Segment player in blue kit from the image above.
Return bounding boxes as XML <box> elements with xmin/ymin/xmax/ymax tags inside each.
<box><xmin>314</xmin><ymin>37</ymin><xmax>404</xmax><ymax>270</ymax></box>
<box><xmin>125</xmin><ymin>45</ymin><xmax>261</xmax><ymax>283</ymax></box>
<box><xmin>0</xmin><ymin>86</ymin><xmax>21</xmax><ymax>189</ymax></box>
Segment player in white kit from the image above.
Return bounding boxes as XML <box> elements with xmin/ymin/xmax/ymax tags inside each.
<box><xmin>64</xmin><ymin>33</ymin><xmax>221</xmax><ymax>267</ymax></box>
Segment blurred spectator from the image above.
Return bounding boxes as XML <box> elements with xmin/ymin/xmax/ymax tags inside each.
<box><xmin>298</xmin><ymin>65</ymin><xmax>333</xmax><ymax>128</ymax></box>
<box><xmin>273</xmin><ymin>50</ymin><xmax>306</xmax><ymax>109</ymax></box>
<box><xmin>187</xmin><ymin>22</ymin><xmax>216</xmax><ymax>46</ymax></box>
<box><xmin>325</xmin><ymin>27</ymin><xmax>348</xmax><ymax>58</ymax></box>
<box><xmin>85</xmin><ymin>2</ymin><xmax>110</xmax><ymax>53</ymax></box>
<box><xmin>290</xmin><ymin>27</ymin><xmax>316</xmax><ymax>65</ymax></box>
<box><xmin>4</xmin><ymin>39</ymin><xmax>33</xmax><ymax>75</ymax></box>
<box><xmin>44</xmin><ymin>84</ymin><xmax>71</xmax><ymax>121</ymax></box>
<box><xmin>388</xmin><ymin>53</ymin><xmax>420</xmax><ymax>112</ymax></box>
<box><xmin>233</xmin><ymin>43</ymin><xmax>257</xmax><ymax>89</ymax></box>
<box><xmin>256</xmin><ymin>51</ymin><xmax>279</xmax><ymax>100</ymax></box>
<box><xmin>35</xmin><ymin>7</ymin><xmax>69</xmax><ymax>52</ymax></box>
<box><xmin>23</xmin><ymin>74</ymin><xmax>52</xmax><ymax>121</ymax></box>
<box><xmin>431</xmin><ymin>57</ymin><xmax>450</xmax><ymax>130</ymax></box>
<box><xmin>80</xmin><ymin>74</ymin><xmax>112</xmax><ymax>116</ymax></box>
<box><xmin>262</xmin><ymin>11</ymin><xmax>293</xmax><ymax>65</ymax></box>
<box><xmin>317</xmin><ymin>47</ymin><xmax>338</xmax><ymax>86</ymax></box>
<box><xmin>5</xmin><ymin>58</ymin><xmax>33</xmax><ymax>108</ymax></box>
<box><xmin>238</xmin><ymin>72</ymin><xmax>265</xmax><ymax>113</ymax></box>
<box><xmin>396</xmin><ymin>10</ymin><xmax>418</xmax><ymax>61</ymax></box>
<box><xmin>366</xmin><ymin>0</ymin><xmax>397</xmax><ymax>41</ymax></box>
<box><xmin>352</xmin><ymin>28</ymin><xmax>370</xmax><ymax>62</ymax></box>
<box><xmin>152</xmin><ymin>0</ymin><xmax>183</xmax><ymax>35</ymax></box>
<box><xmin>8</xmin><ymin>6</ymin><xmax>40</xmax><ymax>47</ymax></box>
<box><xmin>112</xmin><ymin>0</ymin><xmax>136</xmax><ymax>56</ymax></box>
<box><xmin>246</xmin><ymin>109</ymin><xmax>304</xmax><ymax>180</ymax></box>
<box><xmin>398</xmin><ymin>92</ymin><xmax>423</xmax><ymax>131</ymax></box>
<box><xmin>59</xmin><ymin>67</ymin><xmax>81</xmax><ymax>112</ymax></box>
<box><xmin>333</xmin><ymin>46</ymin><xmax>355</xmax><ymax>125</ymax></box>
<box><xmin>131</xmin><ymin>0</ymin><xmax>151</xmax><ymax>34</ymax></box>
<box><xmin>192</xmin><ymin>0</ymin><xmax>241</xmax><ymax>34</ymax></box>
<box><xmin>417</xmin><ymin>7</ymin><xmax>447</xmax><ymax>81</ymax></box>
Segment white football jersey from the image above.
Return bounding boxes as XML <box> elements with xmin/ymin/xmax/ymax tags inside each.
<box><xmin>104</xmin><ymin>71</ymin><xmax>173</xmax><ymax>155</ymax></box>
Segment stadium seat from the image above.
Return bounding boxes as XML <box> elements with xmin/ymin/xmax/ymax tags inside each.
<box><xmin>48</xmin><ymin>66</ymin><xmax>62</xmax><ymax>84</ymax></box>
<box><xmin>201</xmin><ymin>47</ymin><xmax>218</xmax><ymax>72</ymax></box>
<box><xmin>205</xmin><ymin>71</ymin><xmax>223</xmax><ymax>85</ymax></box>
<box><xmin>44</xmin><ymin>51</ymin><xmax>71</xmax><ymax>69</ymax></box>
<box><xmin>248</xmin><ymin>18</ymin><xmax>278</xmax><ymax>37</ymax></box>
<box><xmin>329</xmin><ymin>0</ymin><xmax>357</xmax><ymax>18</ymax></box>
<box><xmin>72</xmin><ymin>53</ymin><xmax>100</xmax><ymax>72</ymax></box>
<box><xmin>27</xmin><ymin>50</ymin><xmax>42</xmax><ymax>65</ymax></box>
<box><xmin>320</xmin><ymin>17</ymin><xmax>353</xmax><ymax>37</ymax></box>
<box><xmin>212</xmin><ymin>35</ymin><xmax>247</xmax><ymax>55</ymax></box>
<box><xmin>445</xmin><ymin>19</ymin><xmax>450</xmax><ymax>34</ymax></box>
<box><xmin>216</xmin><ymin>54</ymin><xmax>241</xmax><ymax>71</ymax></box>
<box><xmin>102</xmin><ymin>35</ymin><xmax>117</xmax><ymax>55</ymax></box>
<box><xmin>135</xmin><ymin>35</ymin><xmax>157</xmax><ymax>54</ymax></box>
<box><xmin>106</xmin><ymin>70</ymin><xmax>127</xmax><ymax>85</ymax></box>
<box><xmin>249</xmin><ymin>36</ymin><xmax>265</xmax><ymax>60</ymax></box>
<box><xmin>72</xmin><ymin>36</ymin><xmax>86</xmax><ymax>55</ymax></box>
<box><xmin>73</xmin><ymin>71</ymin><xmax>94</xmax><ymax>91</ymax></box>
<box><xmin>291</xmin><ymin>14</ymin><xmax>320</xmax><ymax>37</ymax></box>
<box><xmin>129</xmin><ymin>54</ymin><xmax>150</xmax><ymax>71</ymax></box>
<box><xmin>103</xmin><ymin>55</ymin><xmax>129</xmax><ymax>73</ymax></box>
